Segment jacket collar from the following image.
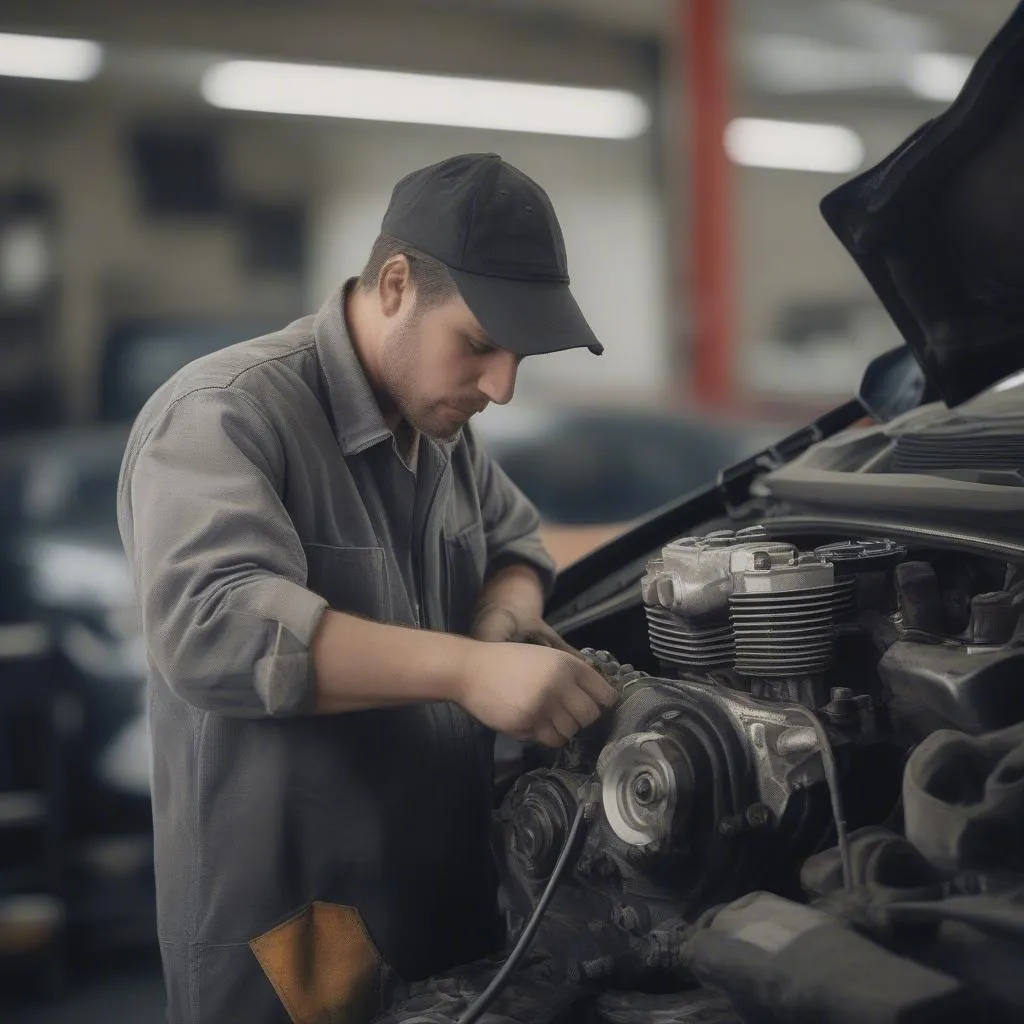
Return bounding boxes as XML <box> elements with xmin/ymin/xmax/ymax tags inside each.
<box><xmin>313</xmin><ymin>281</ymin><xmax>394</xmax><ymax>456</ymax></box>
<box><xmin>312</xmin><ymin>281</ymin><xmax>460</xmax><ymax>462</ymax></box>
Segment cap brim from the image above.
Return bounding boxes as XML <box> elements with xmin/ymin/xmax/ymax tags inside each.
<box><xmin>448</xmin><ymin>269</ymin><xmax>603</xmax><ymax>356</ymax></box>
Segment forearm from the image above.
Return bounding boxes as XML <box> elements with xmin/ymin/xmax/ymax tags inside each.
<box><xmin>310</xmin><ymin>609</ymin><xmax>476</xmax><ymax>714</ymax></box>
<box><xmin>474</xmin><ymin>562</ymin><xmax>546</xmax><ymax>623</ymax></box>
<box><xmin>312</xmin><ymin>590</ymin><xmax>619</xmax><ymax>745</ymax></box>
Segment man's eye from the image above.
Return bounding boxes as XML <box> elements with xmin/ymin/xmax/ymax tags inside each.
<box><xmin>468</xmin><ymin>338</ymin><xmax>492</xmax><ymax>355</ymax></box>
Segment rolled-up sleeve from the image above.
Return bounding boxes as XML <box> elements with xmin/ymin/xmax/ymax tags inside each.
<box><xmin>117</xmin><ymin>386</ymin><xmax>327</xmax><ymax>717</ymax></box>
<box><xmin>465</xmin><ymin>427</ymin><xmax>557</xmax><ymax>597</ymax></box>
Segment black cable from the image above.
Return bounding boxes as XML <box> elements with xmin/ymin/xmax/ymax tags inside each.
<box><xmin>795</xmin><ymin>706</ymin><xmax>853</xmax><ymax>892</ymax></box>
<box><xmin>456</xmin><ymin>798</ymin><xmax>589</xmax><ymax>1024</ymax></box>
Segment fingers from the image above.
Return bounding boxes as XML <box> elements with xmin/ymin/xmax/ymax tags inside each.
<box><xmin>539</xmin><ymin>683</ymin><xmax>608</xmax><ymax>746</ymax></box>
<box><xmin>559</xmin><ymin>686</ymin><xmax>602</xmax><ymax>731</ymax></box>
<box><xmin>574</xmin><ymin>663</ymin><xmax>619</xmax><ymax>709</ymax></box>
<box><xmin>469</xmin><ymin>642</ymin><xmax>617</xmax><ymax>748</ymax></box>
<box><xmin>535</xmin><ymin>723</ymin><xmax>567</xmax><ymax>748</ymax></box>
<box><xmin>526</xmin><ymin>621</ymin><xmax>579</xmax><ymax>656</ymax></box>
<box><xmin>550</xmin><ymin>706</ymin><xmax>581</xmax><ymax>743</ymax></box>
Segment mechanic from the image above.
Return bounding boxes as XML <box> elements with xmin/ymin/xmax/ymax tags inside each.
<box><xmin>117</xmin><ymin>153</ymin><xmax>618</xmax><ymax>1024</ymax></box>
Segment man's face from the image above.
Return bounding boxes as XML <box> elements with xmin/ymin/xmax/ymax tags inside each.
<box><xmin>378</xmin><ymin>290</ymin><xmax>522</xmax><ymax>441</ymax></box>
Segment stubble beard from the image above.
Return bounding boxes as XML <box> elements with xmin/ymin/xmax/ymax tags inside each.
<box><xmin>379</xmin><ymin>318</ymin><xmax>463</xmax><ymax>443</ymax></box>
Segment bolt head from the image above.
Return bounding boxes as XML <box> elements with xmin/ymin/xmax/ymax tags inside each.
<box><xmin>745</xmin><ymin>803</ymin><xmax>771</xmax><ymax>829</ymax></box>
<box><xmin>632</xmin><ymin>772</ymin><xmax>658</xmax><ymax>805</ymax></box>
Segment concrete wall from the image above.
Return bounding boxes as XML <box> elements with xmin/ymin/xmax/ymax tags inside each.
<box><xmin>0</xmin><ymin>96</ymin><xmax>317</xmax><ymax>418</ymax></box>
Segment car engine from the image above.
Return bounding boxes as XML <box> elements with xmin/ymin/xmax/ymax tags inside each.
<box><xmin>377</xmin><ymin>523</ymin><xmax>1024</xmax><ymax>1024</ymax></box>
<box><xmin>500</xmin><ymin>528</ymin><xmax>906</xmax><ymax>925</ymax></box>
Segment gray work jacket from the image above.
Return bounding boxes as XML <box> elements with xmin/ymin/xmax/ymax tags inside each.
<box><xmin>117</xmin><ymin>286</ymin><xmax>556</xmax><ymax>1024</ymax></box>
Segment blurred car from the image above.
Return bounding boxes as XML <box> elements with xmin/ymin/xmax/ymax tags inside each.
<box><xmin>474</xmin><ymin>404</ymin><xmax>784</xmax><ymax>566</ymax></box>
<box><xmin>0</xmin><ymin>320</ymin><xmax>277</xmax><ymax>952</ymax></box>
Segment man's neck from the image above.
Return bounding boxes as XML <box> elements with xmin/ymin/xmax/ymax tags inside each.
<box><xmin>394</xmin><ymin>417</ymin><xmax>420</xmax><ymax>472</ymax></box>
<box><xmin>344</xmin><ymin>283</ymin><xmax>402</xmax><ymax>432</ymax></box>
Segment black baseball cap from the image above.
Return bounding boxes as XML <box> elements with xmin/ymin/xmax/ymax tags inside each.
<box><xmin>380</xmin><ymin>153</ymin><xmax>603</xmax><ymax>357</ymax></box>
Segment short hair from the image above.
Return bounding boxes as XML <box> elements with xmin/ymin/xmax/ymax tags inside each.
<box><xmin>357</xmin><ymin>235</ymin><xmax>458</xmax><ymax>310</ymax></box>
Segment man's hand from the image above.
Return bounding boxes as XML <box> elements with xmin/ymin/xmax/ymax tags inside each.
<box><xmin>471</xmin><ymin>601</ymin><xmax>577</xmax><ymax>653</ymax></box>
<box><xmin>471</xmin><ymin>561</ymin><xmax>578</xmax><ymax>652</ymax></box>
<box><xmin>453</xmin><ymin>641</ymin><xmax>618</xmax><ymax>748</ymax></box>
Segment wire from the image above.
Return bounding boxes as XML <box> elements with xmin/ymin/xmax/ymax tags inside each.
<box><xmin>796</xmin><ymin>706</ymin><xmax>854</xmax><ymax>893</ymax></box>
<box><xmin>456</xmin><ymin>798</ymin><xmax>589</xmax><ymax>1024</ymax></box>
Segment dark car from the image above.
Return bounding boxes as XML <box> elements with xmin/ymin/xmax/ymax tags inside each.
<box><xmin>475</xmin><ymin>404</ymin><xmax>781</xmax><ymax>526</ymax></box>
<box><xmin>475</xmin><ymin>403</ymin><xmax>785</xmax><ymax>566</ymax></box>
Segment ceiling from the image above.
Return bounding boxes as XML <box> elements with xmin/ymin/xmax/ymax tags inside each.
<box><xmin>4</xmin><ymin>0</ymin><xmax>1017</xmax><ymax>53</ymax></box>
<box><xmin>0</xmin><ymin>0</ymin><xmax>1017</xmax><ymax>106</ymax></box>
<box><xmin>407</xmin><ymin>0</ymin><xmax>1015</xmax><ymax>53</ymax></box>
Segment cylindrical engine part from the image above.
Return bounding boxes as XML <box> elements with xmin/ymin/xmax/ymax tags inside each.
<box><xmin>969</xmin><ymin>591</ymin><xmax>1017</xmax><ymax>644</ymax></box>
<box><xmin>644</xmin><ymin>606</ymin><xmax>734</xmax><ymax>672</ymax></box>
<box><xmin>596</xmin><ymin>731</ymin><xmax>693</xmax><ymax>849</ymax></box>
<box><xmin>506</xmin><ymin>770</ymin><xmax>581</xmax><ymax>880</ymax></box>
<box><xmin>730</xmin><ymin>589</ymin><xmax>837</xmax><ymax>677</ymax></box>
<box><xmin>729</xmin><ymin>552</ymin><xmax>837</xmax><ymax>678</ymax></box>
<box><xmin>643</xmin><ymin>529</ymin><xmax>902</xmax><ymax>685</ymax></box>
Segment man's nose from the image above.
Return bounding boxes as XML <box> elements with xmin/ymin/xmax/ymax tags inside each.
<box><xmin>478</xmin><ymin>351</ymin><xmax>519</xmax><ymax>406</ymax></box>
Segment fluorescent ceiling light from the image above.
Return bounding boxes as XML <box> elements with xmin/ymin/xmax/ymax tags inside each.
<box><xmin>0</xmin><ymin>31</ymin><xmax>102</xmax><ymax>81</ymax></box>
<box><xmin>725</xmin><ymin>117</ymin><xmax>865</xmax><ymax>174</ymax></box>
<box><xmin>201</xmin><ymin>60</ymin><xmax>649</xmax><ymax>140</ymax></box>
<box><xmin>906</xmin><ymin>52</ymin><xmax>974</xmax><ymax>102</ymax></box>
<box><xmin>745</xmin><ymin>35</ymin><xmax>906</xmax><ymax>95</ymax></box>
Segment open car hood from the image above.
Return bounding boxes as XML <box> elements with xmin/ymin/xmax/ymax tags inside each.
<box><xmin>821</xmin><ymin>1</ymin><xmax>1024</xmax><ymax>407</ymax></box>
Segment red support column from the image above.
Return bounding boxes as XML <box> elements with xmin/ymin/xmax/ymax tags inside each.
<box><xmin>678</xmin><ymin>0</ymin><xmax>734</xmax><ymax>407</ymax></box>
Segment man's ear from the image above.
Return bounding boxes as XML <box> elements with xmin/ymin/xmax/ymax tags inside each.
<box><xmin>378</xmin><ymin>256</ymin><xmax>413</xmax><ymax>318</ymax></box>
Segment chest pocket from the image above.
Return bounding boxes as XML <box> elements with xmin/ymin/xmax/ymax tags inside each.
<box><xmin>443</xmin><ymin>521</ymin><xmax>487</xmax><ymax>636</ymax></box>
<box><xmin>302</xmin><ymin>543</ymin><xmax>392</xmax><ymax>622</ymax></box>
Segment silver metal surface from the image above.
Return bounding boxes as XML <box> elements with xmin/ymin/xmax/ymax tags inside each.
<box><xmin>642</xmin><ymin>526</ymin><xmax>866</xmax><ymax>683</ymax></box>
<box><xmin>641</xmin><ymin>535</ymin><xmax>796</xmax><ymax>621</ymax></box>
<box><xmin>597</xmin><ymin>731</ymin><xmax>685</xmax><ymax>848</ymax></box>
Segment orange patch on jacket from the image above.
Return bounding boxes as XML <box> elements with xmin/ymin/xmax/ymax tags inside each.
<box><xmin>250</xmin><ymin>902</ymin><xmax>383</xmax><ymax>1024</ymax></box>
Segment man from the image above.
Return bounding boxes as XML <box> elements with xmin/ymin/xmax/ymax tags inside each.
<box><xmin>117</xmin><ymin>153</ymin><xmax>618</xmax><ymax>1024</ymax></box>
